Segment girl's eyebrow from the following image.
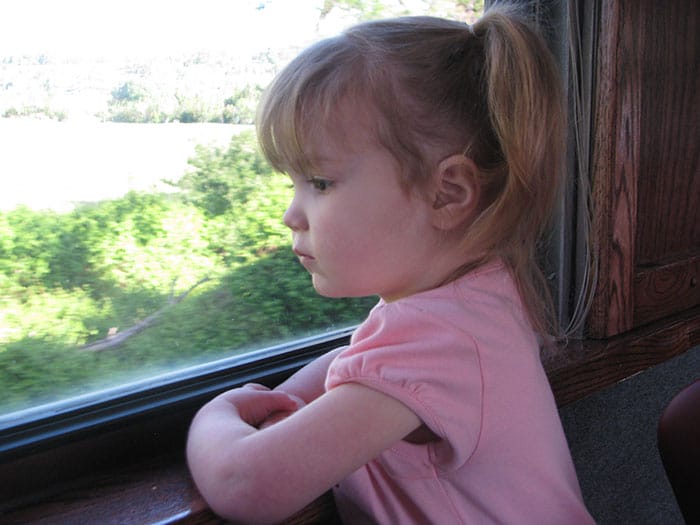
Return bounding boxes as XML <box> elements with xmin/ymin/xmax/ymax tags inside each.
<box><xmin>307</xmin><ymin>153</ymin><xmax>336</xmax><ymax>165</ymax></box>
<box><xmin>305</xmin><ymin>154</ymin><xmax>343</xmax><ymax>175</ymax></box>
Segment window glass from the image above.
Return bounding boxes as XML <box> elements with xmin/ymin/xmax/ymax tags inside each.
<box><xmin>0</xmin><ymin>1</ymin><xmax>483</xmax><ymax>420</ymax></box>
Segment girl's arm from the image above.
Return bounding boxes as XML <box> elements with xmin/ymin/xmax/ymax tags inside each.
<box><xmin>272</xmin><ymin>347</ymin><xmax>343</xmax><ymax>403</ymax></box>
<box><xmin>187</xmin><ymin>381</ymin><xmax>421</xmax><ymax>524</ymax></box>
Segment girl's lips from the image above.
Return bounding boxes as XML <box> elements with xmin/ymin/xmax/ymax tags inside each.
<box><xmin>293</xmin><ymin>248</ymin><xmax>314</xmax><ymax>261</ymax></box>
<box><xmin>293</xmin><ymin>248</ymin><xmax>313</xmax><ymax>259</ymax></box>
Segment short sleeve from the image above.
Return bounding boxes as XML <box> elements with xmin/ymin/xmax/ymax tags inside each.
<box><xmin>325</xmin><ymin>299</ymin><xmax>484</xmax><ymax>472</ymax></box>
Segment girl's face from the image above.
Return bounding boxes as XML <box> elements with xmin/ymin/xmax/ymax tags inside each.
<box><xmin>283</xmin><ymin>114</ymin><xmax>442</xmax><ymax>302</ymax></box>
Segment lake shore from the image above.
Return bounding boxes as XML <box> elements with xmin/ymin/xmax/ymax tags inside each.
<box><xmin>0</xmin><ymin>118</ymin><xmax>249</xmax><ymax>212</ymax></box>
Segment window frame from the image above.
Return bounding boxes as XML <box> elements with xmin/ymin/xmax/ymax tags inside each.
<box><xmin>0</xmin><ymin>327</ymin><xmax>354</xmax><ymax>458</ymax></box>
<box><xmin>0</xmin><ymin>327</ymin><xmax>354</xmax><ymax>504</ymax></box>
<box><xmin>2</xmin><ymin>0</ymin><xmax>571</xmax><ymax>506</ymax></box>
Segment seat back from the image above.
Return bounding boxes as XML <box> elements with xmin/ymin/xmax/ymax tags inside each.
<box><xmin>658</xmin><ymin>379</ymin><xmax>700</xmax><ymax>524</ymax></box>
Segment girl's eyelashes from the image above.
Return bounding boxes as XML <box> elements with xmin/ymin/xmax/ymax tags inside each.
<box><xmin>286</xmin><ymin>172</ymin><xmax>334</xmax><ymax>193</ymax></box>
<box><xmin>307</xmin><ymin>176</ymin><xmax>333</xmax><ymax>192</ymax></box>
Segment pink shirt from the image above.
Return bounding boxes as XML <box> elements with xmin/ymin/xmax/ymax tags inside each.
<box><xmin>326</xmin><ymin>261</ymin><xmax>593</xmax><ymax>524</ymax></box>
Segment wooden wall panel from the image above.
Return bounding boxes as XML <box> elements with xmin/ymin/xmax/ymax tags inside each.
<box><xmin>634</xmin><ymin>255</ymin><xmax>700</xmax><ymax>327</ymax></box>
<box><xmin>589</xmin><ymin>0</ymin><xmax>700</xmax><ymax>337</ymax></box>
<box><xmin>589</xmin><ymin>0</ymin><xmax>637</xmax><ymax>338</ymax></box>
<box><xmin>634</xmin><ymin>1</ymin><xmax>700</xmax><ymax>266</ymax></box>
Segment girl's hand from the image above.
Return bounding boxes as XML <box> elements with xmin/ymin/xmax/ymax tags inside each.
<box><xmin>213</xmin><ymin>383</ymin><xmax>302</xmax><ymax>428</ymax></box>
<box><xmin>259</xmin><ymin>391</ymin><xmax>306</xmax><ymax>429</ymax></box>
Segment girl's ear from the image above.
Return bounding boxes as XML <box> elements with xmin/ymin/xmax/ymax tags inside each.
<box><xmin>430</xmin><ymin>154</ymin><xmax>480</xmax><ymax>231</ymax></box>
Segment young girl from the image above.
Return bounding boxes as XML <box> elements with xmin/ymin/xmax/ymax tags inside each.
<box><xmin>187</xmin><ymin>5</ymin><xmax>593</xmax><ymax>524</ymax></box>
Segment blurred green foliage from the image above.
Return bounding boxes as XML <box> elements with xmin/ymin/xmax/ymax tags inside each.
<box><xmin>0</xmin><ymin>131</ymin><xmax>375</xmax><ymax>413</ymax></box>
<box><xmin>0</xmin><ymin>0</ymin><xmax>483</xmax><ymax>417</ymax></box>
<box><xmin>103</xmin><ymin>84</ymin><xmax>266</xmax><ymax>124</ymax></box>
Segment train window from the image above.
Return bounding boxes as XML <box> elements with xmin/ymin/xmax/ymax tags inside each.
<box><xmin>0</xmin><ymin>1</ymin><xmax>486</xmax><ymax>455</ymax></box>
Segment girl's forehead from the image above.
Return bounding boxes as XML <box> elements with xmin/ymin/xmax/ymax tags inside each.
<box><xmin>304</xmin><ymin>101</ymin><xmax>377</xmax><ymax>155</ymax></box>
<box><xmin>302</xmin><ymin>130</ymin><xmax>370</xmax><ymax>174</ymax></box>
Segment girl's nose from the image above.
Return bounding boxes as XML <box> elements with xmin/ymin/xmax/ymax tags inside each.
<box><xmin>283</xmin><ymin>195</ymin><xmax>308</xmax><ymax>231</ymax></box>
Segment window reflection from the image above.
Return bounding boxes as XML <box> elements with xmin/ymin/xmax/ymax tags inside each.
<box><xmin>0</xmin><ymin>0</ymin><xmax>482</xmax><ymax>418</ymax></box>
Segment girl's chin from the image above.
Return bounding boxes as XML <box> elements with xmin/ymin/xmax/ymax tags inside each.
<box><xmin>311</xmin><ymin>276</ymin><xmax>365</xmax><ymax>299</ymax></box>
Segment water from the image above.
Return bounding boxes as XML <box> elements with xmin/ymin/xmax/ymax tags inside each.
<box><xmin>0</xmin><ymin>119</ymin><xmax>246</xmax><ymax>211</ymax></box>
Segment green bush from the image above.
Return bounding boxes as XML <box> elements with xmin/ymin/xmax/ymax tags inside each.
<box><xmin>176</xmin><ymin>130</ymin><xmax>291</xmax><ymax>263</ymax></box>
<box><xmin>0</xmin><ymin>131</ymin><xmax>374</xmax><ymax>413</ymax></box>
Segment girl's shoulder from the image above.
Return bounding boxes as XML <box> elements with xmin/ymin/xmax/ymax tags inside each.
<box><xmin>357</xmin><ymin>258</ymin><xmax>534</xmax><ymax>358</ymax></box>
<box><xmin>355</xmin><ymin>259</ymin><xmax>519</xmax><ymax>340</ymax></box>
<box><xmin>377</xmin><ymin>258</ymin><xmax>519</xmax><ymax>319</ymax></box>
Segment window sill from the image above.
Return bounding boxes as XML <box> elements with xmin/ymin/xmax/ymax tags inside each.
<box><xmin>0</xmin><ymin>451</ymin><xmax>340</xmax><ymax>524</ymax></box>
<box><xmin>1</xmin><ymin>308</ymin><xmax>698</xmax><ymax>524</ymax></box>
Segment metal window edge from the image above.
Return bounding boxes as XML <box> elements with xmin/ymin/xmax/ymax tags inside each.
<box><xmin>0</xmin><ymin>326</ymin><xmax>355</xmax><ymax>462</ymax></box>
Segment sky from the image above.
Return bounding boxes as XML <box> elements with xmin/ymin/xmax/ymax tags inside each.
<box><xmin>0</xmin><ymin>0</ymin><xmax>445</xmax><ymax>211</ymax></box>
<box><xmin>0</xmin><ymin>0</ymin><xmax>361</xmax><ymax>211</ymax></box>
<box><xmin>0</xmin><ymin>0</ymin><xmax>335</xmax><ymax>58</ymax></box>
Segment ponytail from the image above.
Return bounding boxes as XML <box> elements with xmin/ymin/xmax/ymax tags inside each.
<box><xmin>470</xmin><ymin>6</ymin><xmax>566</xmax><ymax>336</ymax></box>
<box><xmin>473</xmin><ymin>7</ymin><xmax>566</xmax><ymax>334</ymax></box>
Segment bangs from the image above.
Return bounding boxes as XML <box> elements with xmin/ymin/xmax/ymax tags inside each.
<box><xmin>256</xmin><ymin>74</ymin><xmax>310</xmax><ymax>176</ymax></box>
<box><xmin>256</xmin><ymin>35</ymin><xmax>368</xmax><ymax>177</ymax></box>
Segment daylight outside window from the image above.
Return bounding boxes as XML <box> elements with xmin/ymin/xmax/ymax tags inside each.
<box><xmin>0</xmin><ymin>1</ymin><xmax>483</xmax><ymax>428</ymax></box>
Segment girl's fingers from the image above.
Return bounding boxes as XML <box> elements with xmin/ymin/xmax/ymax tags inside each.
<box><xmin>242</xmin><ymin>383</ymin><xmax>269</xmax><ymax>391</ymax></box>
<box><xmin>234</xmin><ymin>390</ymin><xmax>299</xmax><ymax>425</ymax></box>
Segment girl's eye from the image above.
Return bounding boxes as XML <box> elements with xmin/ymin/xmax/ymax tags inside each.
<box><xmin>308</xmin><ymin>177</ymin><xmax>333</xmax><ymax>192</ymax></box>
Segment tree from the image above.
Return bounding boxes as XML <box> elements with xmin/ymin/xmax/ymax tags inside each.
<box><xmin>174</xmin><ymin>130</ymin><xmax>291</xmax><ymax>262</ymax></box>
<box><xmin>110</xmin><ymin>81</ymin><xmax>147</xmax><ymax>103</ymax></box>
<box><xmin>319</xmin><ymin>0</ymin><xmax>484</xmax><ymax>21</ymax></box>
<box><xmin>221</xmin><ymin>85</ymin><xmax>264</xmax><ymax>125</ymax></box>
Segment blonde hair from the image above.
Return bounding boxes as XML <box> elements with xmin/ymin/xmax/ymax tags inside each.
<box><xmin>257</xmin><ymin>4</ymin><xmax>566</xmax><ymax>336</ymax></box>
